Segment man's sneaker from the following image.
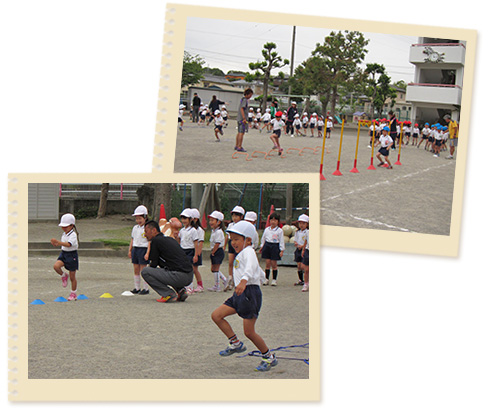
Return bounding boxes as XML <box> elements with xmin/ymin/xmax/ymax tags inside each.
<box><xmin>61</xmin><ymin>274</ymin><xmax>68</xmax><ymax>288</ymax></box>
<box><xmin>302</xmin><ymin>283</ymin><xmax>309</xmax><ymax>292</ymax></box>
<box><xmin>263</xmin><ymin>279</ymin><xmax>269</xmax><ymax>286</ymax></box>
<box><xmin>67</xmin><ymin>292</ymin><xmax>77</xmax><ymax>301</ymax></box>
<box><xmin>219</xmin><ymin>341</ymin><xmax>247</xmax><ymax>357</ymax></box>
<box><xmin>255</xmin><ymin>355</ymin><xmax>278</xmax><ymax>372</ymax></box>
<box><xmin>156</xmin><ymin>295</ymin><xmax>177</xmax><ymax>303</ymax></box>
<box><xmin>138</xmin><ymin>289</ymin><xmax>149</xmax><ymax>295</ymax></box>
<box><xmin>177</xmin><ymin>288</ymin><xmax>188</xmax><ymax>302</ymax></box>
<box><xmin>207</xmin><ymin>284</ymin><xmax>221</xmax><ymax>292</ymax></box>
<box><xmin>271</xmin><ymin>279</ymin><xmax>277</xmax><ymax>286</ymax></box>
<box><xmin>131</xmin><ymin>288</ymin><xmax>141</xmax><ymax>294</ymax></box>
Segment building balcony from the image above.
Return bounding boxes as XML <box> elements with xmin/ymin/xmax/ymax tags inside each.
<box><xmin>406</xmin><ymin>83</ymin><xmax>462</xmax><ymax>106</ymax></box>
<box><xmin>409</xmin><ymin>43</ymin><xmax>466</xmax><ymax>66</ymax></box>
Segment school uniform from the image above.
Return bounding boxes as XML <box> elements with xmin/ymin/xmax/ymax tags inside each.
<box><xmin>57</xmin><ymin>229</ymin><xmax>79</xmax><ymax>271</ymax></box>
<box><xmin>326</xmin><ymin>120</ymin><xmax>333</xmax><ymax>133</ymax></box>
<box><xmin>293</xmin><ymin>228</ymin><xmax>308</xmax><ymax>263</ymax></box>
<box><xmin>178</xmin><ymin>108</ymin><xmax>184</xmax><ymax>124</ymax></box>
<box><xmin>422</xmin><ymin>127</ymin><xmax>430</xmax><ymax>140</ymax></box>
<box><xmin>303</xmin><ymin>230</ymin><xmax>309</xmax><ymax>266</ymax></box>
<box><xmin>214</xmin><ymin>116</ymin><xmax>225</xmax><ymax>133</ymax></box>
<box><xmin>179</xmin><ymin>226</ymin><xmax>198</xmax><ymax>264</ymax></box>
<box><xmin>210</xmin><ymin>227</ymin><xmax>225</xmax><ymax>265</ymax></box>
<box><xmin>434</xmin><ymin>130</ymin><xmax>443</xmax><ymax>146</ymax></box>
<box><xmin>194</xmin><ymin>226</ymin><xmax>205</xmax><ymax>266</ymax></box>
<box><xmin>131</xmin><ymin>224</ymin><xmax>148</xmax><ymax>265</ymax></box>
<box><xmin>260</xmin><ymin>226</ymin><xmax>285</xmax><ymax>260</ymax></box>
<box><xmin>293</xmin><ymin>118</ymin><xmax>302</xmax><ymax>131</ymax></box>
<box><xmin>261</xmin><ymin>113</ymin><xmax>271</xmax><ymax>124</ymax></box>
<box><xmin>412</xmin><ymin>127</ymin><xmax>420</xmax><ymax>138</ymax></box>
<box><xmin>221</xmin><ymin>109</ymin><xmax>228</xmax><ymax>121</ymax></box>
<box><xmin>223</xmin><ymin>245</ymin><xmax>266</xmax><ymax>319</ymax></box>
<box><xmin>317</xmin><ymin>119</ymin><xmax>324</xmax><ymax>132</ymax></box>
<box><xmin>271</xmin><ymin>118</ymin><xmax>285</xmax><ymax>137</ymax></box>
<box><xmin>309</xmin><ymin>117</ymin><xmax>317</xmax><ymax>129</ymax></box>
<box><xmin>378</xmin><ymin>134</ymin><xmax>393</xmax><ymax>157</ymax></box>
<box><xmin>302</xmin><ymin>116</ymin><xmax>309</xmax><ymax>129</ymax></box>
<box><xmin>403</xmin><ymin>125</ymin><xmax>411</xmax><ymax>138</ymax></box>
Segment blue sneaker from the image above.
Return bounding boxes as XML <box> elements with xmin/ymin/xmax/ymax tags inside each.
<box><xmin>255</xmin><ymin>355</ymin><xmax>278</xmax><ymax>372</ymax></box>
<box><xmin>219</xmin><ymin>341</ymin><xmax>247</xmax><ymax>357</ymax></box>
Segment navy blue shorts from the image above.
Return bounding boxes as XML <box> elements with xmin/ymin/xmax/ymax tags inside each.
<box><xmin>211</xmin><ymin>247</ymin><xmax>225</xmax><ymax>265</ymax></box>
<box><xmin>183</xmin><ymin>248</ymin><xmax>195</xmax><ymax>265</ymax></box>
<box><xmin>57</xmin><ymin>250</ymin><xmax>79</xmax><ymax>271</ymax></box>
<box><xmin>302</xmin><ymin>249</ymin><xmax>309</xmax><ymax>266</ymax></box>
<box><xmin>378</xmin><ymin>147</ymin><xmax>390</xmax><ymax>157</ymax></box>
<box><xmin>131</xmin><ymin>247</ymin><xmax>148</xmax><ymax>265</ymax></box>
<box><xmin>294</xmin><ymin>247</ymin><xmax>304</xmax><ymax>263</ymax></box>
<box><xmin>228</xmin><ymin>240</ymin><xmax>237</xmax><ymax>255</ymax></box>
<box><xmin>224</xmin><ymin>285</ymin><xmax>262</xmax><ymax>319</ymax></box>
<box><xmin>273</xmin><ymin>129</ymin><xmax>281</xmax><ymax>137</ymax></box>
<box><xmin>193</xmin><ymin>253</ymin><xmax>202</xmax><ymax>267</ymax></box>
<box><xmin>261</xmin><ymin>242</ymin><xmax>281</xmax><ymax>261</ymax></box>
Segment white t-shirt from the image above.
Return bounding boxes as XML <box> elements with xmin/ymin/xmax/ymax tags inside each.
<box><xmin>294</xmin><ymin>228</ymin><xmax>308</xmax><ymax>247</ymax></box>
<box><xmin>214</xmin><ymin>116</ymin><xmax>225</xmax><ymax>126</ymax></box>
<box><xmin>433</xmin><ymin>130</ymin><xmax>442</xmax><ymax>140</ymax></box>
<box><xmin>302</xmin><ymin>116</ymin><xmax>309</xmax><ymax>125</ymax></box>
<box><xmin>178</xmin><ymin>108</ymin><xmax>183</xmax><ymax>119</ymax></box>
<box><xmin>293</xmin><ymin>118</ymin><xmax>301</xmax><ymax>127</ymax></box>
<box><xmin>422</xmin><ymin>127</ymin><xmax>431</xmax><ymax>136</ymax></box>
<box><xmin>233</xmin><ymin>245</ymin><xmax>266</xmax><ymax>286</ymax></box>
<box><xmin>317</xmin><ymin>119</ymin><xmax>324</xmax><ymax>128</ymax></box>
<box><xmin>61</xmin><ymin>229</ymin><xmax>78</xmax><ymax>251</ymax></box>
<box><xmin>261</xmin><ymin>113</ymin><xmax>271</xmax><ymax>122</ymax></box>
<box><xmin>210</xmin><ymin>228</ymin><xmax>225</xmax><ymax>248</ymax></box>
<box><xmin>271</xmin><ymin>118</ymin><xmax>285</xmax><ymax>131</ymax></box>
<box><xmin>179</xmin><ymin>226</ymin><xmax>198</xmax><ymax>249</ymax></box>
<box><xmin>221</xmin><ymin>109</ymin><xmax>228</xmax><ymax>118</ymax></box>
<box><xmin>379</xmin><ymin>134</ymin><xmax>393</xmax><ymax>148</ymax></box>
<box><xmin>260</xmin><ymin>226</ymin><xmax>285</xmax><ymax>251</ymax></box>
<box><xmin>309</xmin><ymin>117</ymin><xmax>317</xmax><ymax>126</ymax></box>
<box><xmin>327</xmin><ymin>120</ymin><xmax>333</xmax><ymax>128</ymax></box>
<box><xmin>131</xmin><ymin>224</ymin><xmax>148</xmax><ymax>248</ymax></box>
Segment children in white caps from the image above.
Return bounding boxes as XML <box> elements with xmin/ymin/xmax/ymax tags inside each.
<box><xmin>224</xmin><ymin>205</ymin><xmax>245</xmax><ymax>291</ymax></box>
<box><xmin>211</xmin><ymin>221</ymin><xmax>278</xmax><ymax>372</ymax></box>
<box><xmin>293</xmin><ymin>214</ymin><xmax>309</xmax><ymax>287</ymax></box>
<box><xmin>50</xmin><ymin>213</ymin><xmax>80</xmax><ymax>301</ymax></box>
<box><xmin>244</xmin><ymin>211</ymin><xmax>260</xmax><ymax>249</ymax></box>
<box><xmin>259</xmin><ymin>212</ymin><xmax>285</xmax><ymax>286</ymax></box>
<box><xmin>214</xmin><ymin>110</ymin><xmax>225</xmax><ymax>142</ymax></box>
<box><xmin>293</xmin><ymin>114</ymin><xmax>303</xmax><ymax>137</ymax></box>
<box><xmin>208</xmin><ymin>210</ymin><xmax>229</xmax><ymax>292</ymax></box>
<box><xmin>128</xmin><ymin>205</ymin><xmax>150</xmax><ymax>295</ymax></box>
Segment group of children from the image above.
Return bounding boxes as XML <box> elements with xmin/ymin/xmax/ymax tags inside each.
<box><xmin>49</xmin><ymin>206</ymin><xmax>310</xmax><ymax>372</ymax></box>
<box><xmin>367</xmin><ymin>119</ymin><xmax>451</xmax><ymax>158</ymax></box>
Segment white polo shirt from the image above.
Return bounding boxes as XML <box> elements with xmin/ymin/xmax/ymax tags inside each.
<box><xmin>260</xmin><ymin>226</ymin><xmax>285</xmax><ymax>251</ymax></box>
<box><xmin>61</xmin><ymin>229</ymin><xmax>78</xmax><ymax>251</ymax></box>
<box><xmin>232</xmin><ymin>245</ymin><xmax>266</xmax><ymax>286</ymax></box>
<box><xmin>294</xmin><ymin>228</ymin><xmax>308</xmax><ymax>247</ymax></box>
<box><xmin>210</xmin><ymin>228</ymin><xmax>225</xmax><ymax>248</ymax></box>
<box><xmin>131</xmin><ymin>224</ymin><xmax>148</xmax><ymax>248</ymax></box>
<box><xmin>179</xmin><ymin>226</ymin><xmax>198</xmax><ymax>249</ymax></box>
<box><xmin>379</xmin><ymin>135</ymin><xmax>393</xmax><ymax>148</ymax></box>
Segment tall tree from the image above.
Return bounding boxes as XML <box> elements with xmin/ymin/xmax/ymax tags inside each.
<box><xmin>96</xmin><ymin>183</ymin><xmax>109</xmax><ymax>219</ymax></box>
<box><xmin>311</xmin><ymin>31</ymin><xmax>369</xmax><ymax>117</ymax></box>
<box><xmin>365</xmin><ymin>64</ymin><xmax>396</xmax><ymax>118</ymax></box>
<box><xmin>181</xmin><ymin>51</ymin><xmax>205</xmax><ymax>88</ymax></box>
<box><xmin>247</xmin><ymin>42</ymin><xmax>289</xmax><ymax>112</ymax></box>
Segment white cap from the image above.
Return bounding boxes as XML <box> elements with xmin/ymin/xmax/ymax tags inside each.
<box><xmin>294</xmin><ymin>113</ymin><xmax>299</xmax><ymax>118</ymax></box>
<box><xmin>257</xmin><ymin>108</ymin><xmax>261</xmax><ymax>112</ymax></box>
<box><xmin>291</xmin><ymin>101</ymin><xmax>296</xmax><ymax>105</ymax></box>
<box><xmin>244</xmin><ymin>211</ymin><xmax>257</xmax><ymax>222</ymax></box>
<box><xmin>58</xmin><ymin>213</ymin><xmax>75</xmax><ymax>227</ymax></box>
<box><xmin>226</xmin><ymin>220</ymin><xmax>256</xmax><ymax>239</ymax></box>
<box><xmin>214</xmin><ymin>110</ymin><xmax>220</xmax><ymax>115</ymax></box>
<box><xmin>298</xmin><ymin>214</ymin><xmax>309</xmax><ymax>223</ymax></box>
<box><xmin>312</xmin><ymin>113</ymin><xmax>317</xmax><ymax>116</ymax></box>
<box><xmin>132</xmin><ymin>205</ymin><xmax>148</xmax><ymax>216</ymax></box>
<box><xmin>266</xmin><ymin>108</ymin><xmax>270</xmax><ymax>112</ymax></box>
<box><xmin>231</xmin><ymin>206</ymin><xmax>245</xmax><ymax>215</ymax></box>
<box><xmin>179</xmin><ymin>104</ymin><xmax>185</xmax><ymax>109</ymax></box>
<box><xmin>208</xmin><ymin>210</ymin><xmax>224</xmax><ymax>221</ymax></box>
<box><xmin>191</xmin><ymin>208</ymin><xmax>200</xmax><ymax>219</ymax></box>
<box><xmin>249</xmin><ymin>107</ymin><xmax>253</xmax><ymax>111</ymax></box>
<box><xmin>180</xmin><ymin>208</ymin><xmax>193</xmax><ymax>218</ymax></box>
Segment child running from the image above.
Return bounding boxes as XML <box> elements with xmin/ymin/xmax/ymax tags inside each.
<box><xmin>293</xmin><ymin>114</ymin><xmax>303</xmax><ymax>137</ymax></box>
<box><xmin>211</xmin><ymin>221</ymin><xmax>278</xmax><ymax>372</ymax></box>
<box><xmin>374</xmin><ymin>126</ymin><xmax>393</xmax><ymax>169</ymax></box>
<box><xmin>214</xmin><ymin>110</ymin><xmax>224</xmax><ymax>142</ymax></box>
<box><xmin>128</xmin><ymin>205</ymin><xmax>150</xmax><ymax>295</ymax></box>
<box><xmin>208</xmin><ymin>210</ymin><xmax>228</xmax><ymax>292</ymax></box>
<box><xmin>50</xmin><ymin>213</ymin><xmax>80</xmax><ymax>301</ymax></box>
<box><xmin>293</xmin><ymin>214</ymin><xmax>309</xmax><ymax>287</ymax></box>
<box><xmin>270</xmin><ymin>111</ymin><xmax>285</xmax><ymax>156</ymax></box>
<box><xmin>224</xmin><ymin>206</ymin><xmax>245</xmax><ymax>291</ymax></box>
<box><xmin>259</xmin><ymin>212</ymin><xmax>285</xmax><ymax>286</ymax></box>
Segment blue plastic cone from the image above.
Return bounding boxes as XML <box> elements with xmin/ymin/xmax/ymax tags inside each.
<box><xmin>77</xmin><ymin>294</ymin><xmax>89</xmax><ymax>300</ymax></box>
<box><xmin>54</xmin><ymin>296</ymin><xmax>68</xmax><ymax>302</ymax></box>
<box><xmin>30</xmin><ymin>299</ymin><xmax>45</xmax><ymax>305</ymax></box>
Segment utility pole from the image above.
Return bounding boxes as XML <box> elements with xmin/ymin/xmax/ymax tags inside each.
<box><xmin>286</xmin><ymin>183</ymin><xmax>293</xmax><ymax>224</ymax></box>
<box><xmin>288</xmin><ymin>25</ymin><xmax>296</xmax><ymax>107</ymax></box>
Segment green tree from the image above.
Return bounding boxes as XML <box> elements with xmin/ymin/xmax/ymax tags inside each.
<box><xmin>181</xmin><ymin>51</ymin><xmax>205</xmax><ymax>88</ymax></box>
<box><xmin>365</xmin><ymin>64</ymin><xmax>396</xmax><ymax>118</ymax></box>
<box><xmin>248</xmin><ymin>42</ymin><xmax>289</xmax><ymax>112</ymax></box>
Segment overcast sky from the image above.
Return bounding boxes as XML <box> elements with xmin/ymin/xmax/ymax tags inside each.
<box><xmin>185</xmin><ymin>17</ymin><xmax>419</xmax><ymax>84</ymax></box>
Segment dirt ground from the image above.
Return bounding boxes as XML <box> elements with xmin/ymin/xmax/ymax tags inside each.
<box><xmin>174</xmin><ymin>122</ymin><xmax>456</xmax><ymax>235</ymax></box>
<box><xmin>28</xmin><ymin>255</ymin><xmax>309</xmax><ymax>379</ymax></box>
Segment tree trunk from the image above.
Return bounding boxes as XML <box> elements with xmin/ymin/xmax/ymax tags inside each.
<box><xmin>262</xmin><ymin>72</ymin><xmax>270</xmax><ymax>112</ymax></box>
<box><xmin>152</xmin><ymin>183</ymin><xmax>172</xmax><ymax>222</ymax></box>
<box><xmin>96</xmin><ymin>183</ymin><xmax>109</xmax><ymax>219</ymax></box>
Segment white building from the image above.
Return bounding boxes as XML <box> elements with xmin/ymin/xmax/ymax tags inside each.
<box><xmin>406</xmin><ymin>38</ymin><xmax>466</xmax><ymax>125</ymax></box>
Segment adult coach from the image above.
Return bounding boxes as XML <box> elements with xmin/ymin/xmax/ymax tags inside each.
<box><xmin>388</xmin><ymin>110</ymin><xmax>398</xmax><ymax>150</ymax></box>
<box><xmin>141</xmin><ymin>221</ymin><xmax>193</xmax><ymax>303</ymax></box>
<box><xmin>285</xmin><ymin>101</ymin><xmax>298</xmax><ymax>135</ymax></box>
<box><xmin>444</xmin><ymin>114</ymin><xmax>459</xmax><ymax>159</ymax></box>
<box><xmin>192</xmin><ymin>93</ymin><xmax>201</xmax><ymax>123</ymax></box>
<box><xmin>235</xmin><ymin>88</ymin><xmax>253</xmax><ymax>152</ymax></box>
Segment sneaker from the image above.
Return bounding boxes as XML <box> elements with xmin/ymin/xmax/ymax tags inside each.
<box><xmin>130</xmin><ymin>288</ymin><xmax>141</xmax><ymax>294</ymax></box>
<box><xmin>207</xmin><ymin>284</ymin><xmax>221</xmax><ymax>292</ymax></box>
<box><xmin>255</xmin><ymin>355</ymin><xmax>278</xmax><ymax>372</ymax></box>
<box><xmin>377</xmin><ymin>162</ymin><xmax>385</xmax><ymax>167</ymax></box>
<box><xmin>271</xmin><ymin>279</ymin><xmax>277</xmax><ymax>286</ymax></box>
<box><xmin>177</xmin><ymin>288</ymin><xmax>188</xmax><ymax>302</ymax></box>
<box><xmin>302</xmin><ymin>283</ymin><xmax>309</xmax><ymax>292</ymax></box>
<box><xmin>446</xmin><ymin>155</ymin><xmax>453</xmax><ymax>159</ymax></box>
<box><xmin>219</xmin><ymin>341</ymin><xmax>247</xmax><ymax>357</ymax></box>
<box><xmin>156</xmin><ymin>295</ymin><xmax>177</xmax><ymax>303</ymax></box>
<box><xmin>193</xmin><ymin>285</ymin><xmax>204</xmax><ymax>293</ymax></box>
<box><xmin>67</xmin><ymin>292</ymin><xmax>77</xmax><ymax>301</ymax></box>
<box><xmin>61</xmin><ymin>274</ymin><xmax>68</xmax><ymax>288</ymax></box>
<box><xmin>294</xmin><ymin>280</ymin><xmax>304</xmax><ymax>286</ymax></box>
<box><xmin>224</xmin><ymin>279</ymin><xmax>234</xmax><ymax>292</ymax></box>
<box><xmin>236</xmin><ymin>147</ymin><xmax>247</xmax><ymax>152</ymax></box>
<box><xmin>263</xmin><ymin>279</ymin><xmax>269</xmax><ymax>286</ymax></box>
<box><xmin>138</xmin><ymin>289</ymin><xmax>149</xmax><ymax>295</ymax></box>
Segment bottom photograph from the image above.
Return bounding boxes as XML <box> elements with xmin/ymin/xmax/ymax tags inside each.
<box><xmin>10</xmin><ymin>175</ymin><xmax>320</xmax><ymax>401</ymax></box>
